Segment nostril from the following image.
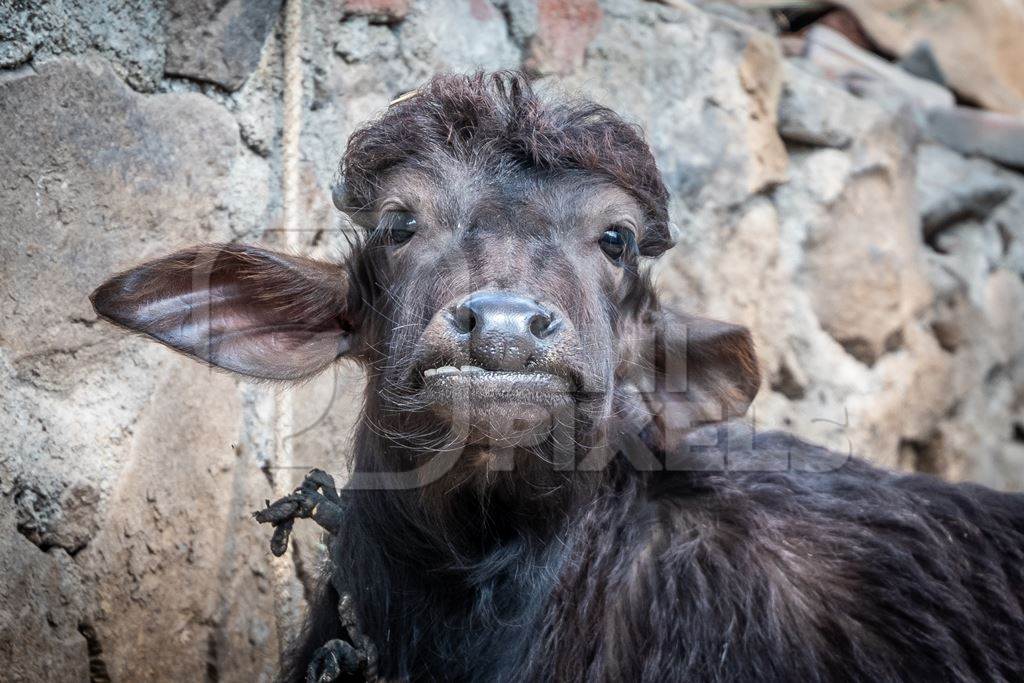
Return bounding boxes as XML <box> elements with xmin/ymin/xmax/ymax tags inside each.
<box><xmin>530</xmin><ymin>311</ymin><xmax>558</xmax><ymax>339</ymax></box>
<box><xmin>452</xmin><ymin>304</ymin><xmax>476</xmax><ymax>334</ymax></box>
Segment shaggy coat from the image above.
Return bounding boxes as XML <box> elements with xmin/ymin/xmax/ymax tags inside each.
<box><xmin>295</xmin><ymin>427</ymin><xmax>1024</xmax><ymax>682</ymax></box>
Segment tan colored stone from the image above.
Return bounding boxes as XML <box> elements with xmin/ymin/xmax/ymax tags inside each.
<box><xmin>803</xmin><ymin>24</ymin><xmax>954</xmax><ymax>110</ymax></box>
<box><xmin>839</xmin><ymin>0</ymin><xmax>1024</xmax><ymax>114</ymax></box>
<box><xmin>803</xmin><ymin>164</ymin><xmax>933</xmax><ymax>366</ymax></box>
<box><xmin>739</xmin><ymin>29</ymin><xmax>789</xmax><ymax>194</ymax></box>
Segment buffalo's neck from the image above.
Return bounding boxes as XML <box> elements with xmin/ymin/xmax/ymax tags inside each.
<box><xmin>345</xmin><ymin>415</ymin><xmax>610</xmax><ymax>565</ymax></box>
<box><xmin>337</xmin><ymin>411</ymin><xmax>639</xmax><ymax>679</ymax></box>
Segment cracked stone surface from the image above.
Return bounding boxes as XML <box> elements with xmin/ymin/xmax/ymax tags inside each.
<box><xmin>1</xmin><ymin>57</ymin><xmax>280</xmax><ymax>681</ymax></box>
<box><xmin>165</xmin><ymin>0</ymin><xmax>284</xmax><ymax>91</ymax></box>
<box><xmin>3</xmin><ymin>0</ymin><xmax>1024</xmax><ymax>678</ymax></box>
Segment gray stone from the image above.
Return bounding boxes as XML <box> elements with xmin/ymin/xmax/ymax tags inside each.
<box><xmin>0</xmin><ymin>505</ymin><xmax>90</xmax><ymax>683</ymax></box>
<box><xmin>14</xmin><ymin>481</ymin><xmax>101</xmax><ymax>555</ymax></box>
<box><xmin>165</xmin><ymin>0</ymin><xmax>284</xmax><ymax>91</ymax></box>
<box><xmin>798</xmin><ymin>128</ymin><xmax>933</xmax><ymax>368</ymax></box>
<box><xmin>334</xmin><ymin>17</ymin><xmax>401</xmax><ymax>64</ymax></box>
<box><xmin>0</xmin><ymin>57</ymin><xmax>280</xmax><ymax>681</ymax></box>
<box><xmin>804</xmin><ymin>25</ymin><xmax>954</xmax><ymax>110</ymax></box>
<box><xmin>778</xmin><ymin>59</ymin><xmax>882</xmax><ymax>148</ymax></box>
<box><xmin>840</xmin><ymin>0</ymin><xmax>1024</xmax><ymax>115</ymax></box>
<box><xmin>1</xmin><ymin>0</ymin><xmax>167</xmax><ymax>91</ymax></box>
<box><xmin>916</xmin><ymin>144</ymin><xmax>1014</xmax><ymax>237</ymax></box>
<box><xmin>926</xmin><ymin>107</ymin><xmax>1024</xmax><ymax>172</ymax></box>
<box><xmin>396</xmin><ymin>0</ymin><xmax>520</xmax><ymax>75</ymax></box>
<box><xmin>555</xmin><ymin>3</ymin><xmax>788</xmax><ymax>210</ymax></box>
<box><xmin>897</xmin><ymin>41</ymin><xmax>946</xmax><ymax>86</ymax></box>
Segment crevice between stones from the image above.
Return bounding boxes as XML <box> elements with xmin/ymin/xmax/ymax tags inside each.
<box><xmin>77</xmin><ymin>622</ymin><xmax>112</xmax><ymax>683</ymax></box>
<box><xmin>898</xmin><ymin>434</ymin><xmax>945</xmax><ymax>475</ymax></box>
<box><xmin>205</xmin><ymin>628</ymin><xmax>220</xmax><ymax>683</ymax></box>
<box><xmin>770</xmin><ymin>361</ymin><xmax>806</xmax><ymax>400</ymax></box>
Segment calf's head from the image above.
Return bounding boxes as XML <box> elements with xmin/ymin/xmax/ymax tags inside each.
<box><xmin>91</xmin><ymin>73</ymin><xmax>760</xmax><ymax>484</ymax></box>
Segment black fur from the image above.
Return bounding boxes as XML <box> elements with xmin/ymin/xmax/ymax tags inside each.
<box><xmin>283</xmin><ymin>423</ymin><xmax>1024</xmax><ymax>682</ymax></box>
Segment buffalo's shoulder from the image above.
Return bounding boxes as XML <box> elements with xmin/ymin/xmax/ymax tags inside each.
<box><xmin>528</xmin><ymin>427</ymin><xmax>1024</xmax><ymax>682</ymax></box>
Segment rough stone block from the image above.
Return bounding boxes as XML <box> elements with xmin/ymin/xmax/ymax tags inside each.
<box><xmin>926</xmin><ymin>107</ymin><xmax>1024</xmax><ymax>172</ymax></box>
<box><xmin>344</xmin><ymin>0</ymin><xmax>411</xmax><ymax>23</ymax></box>
<box><xmin>524</xmin><ymin>0</ymin><xmax>603</xmax><ymax>76</ymax></box>
<box><xmin>916</xmin><ymin>144</ymin><xmax>1013</xmax><ymax>237</ymax></box>
<box><xmin>778</xmin><ymin>59</ymin><xmax>882</xmax><ymax>148</ymax></box>
<box><xmin>840</xmin><ymin>0</ymin><xmax>1024</xmax><ymax>115</ymax></box>
<box><xmin>165</xmin><ymin>0</ymin><xmax>284</xmax><ymax>91</ymax></box>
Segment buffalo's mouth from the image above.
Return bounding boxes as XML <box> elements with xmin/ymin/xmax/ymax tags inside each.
<box><xmin>412</xmin><ymin>364</ymin><xmax>580</xmax><ymax>438</ymax></box>
<box><xmin>422</xmin><ymin>365</ymin><xmax>575</xmax><ymax>404</ymax></box>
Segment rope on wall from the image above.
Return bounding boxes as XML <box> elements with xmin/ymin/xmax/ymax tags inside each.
<box><xmin>272</xmin><ymin>0</ymin><xmax>305</xmax><ymax>659</ymax></box>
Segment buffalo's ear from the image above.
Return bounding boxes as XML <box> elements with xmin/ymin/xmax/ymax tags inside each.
<box><xmin>620</xmin><ymin>307</ymin><xmax>761</xmax><ymax>448</ymax></box>
<box><xmin>90</xmin><ymin>244</ymin><xmax>357</xmax><ymax>380</ymax></box>
<box><xmin>332</xmin><ymin>178</ymin><xmax>376</xmax><ymax>229</ymax></box>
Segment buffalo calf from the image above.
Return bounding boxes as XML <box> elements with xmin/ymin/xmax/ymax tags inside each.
<box><xmin>92</xmin><ymin>72</ymin><xmax>1024</xmax><ymax>682</ymax></box>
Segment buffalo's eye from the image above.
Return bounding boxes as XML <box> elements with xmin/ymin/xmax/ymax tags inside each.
<box><xmin>382</xmin><ymin>210</ymin><xmax>417</xmax><ymax>244</ymax></box>
<box><xmin>599</xmin><ymin>226</ymin><xmax>634</xmax><ymax>263</ymax></box>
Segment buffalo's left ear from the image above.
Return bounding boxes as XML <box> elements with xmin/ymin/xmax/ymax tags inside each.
<box><xmin>90</xmin><ymin>244</ymin><xmax>358</xmax><ymax>380</ymax></box>
<box><xmin>332</xmin><ymin>178</ymin><xmax>376</xmax><ymax>229</ymax></box>
<box><xmin>620</xmin><ymin>308</ymin><xmax>761</xmax><ymax>448</ymax></box>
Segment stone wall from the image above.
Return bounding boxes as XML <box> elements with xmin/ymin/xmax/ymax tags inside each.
<box><xmin>2</xmin><ymin>1</ymin><xmax>1023</xmax><ymax>680</ymax></box>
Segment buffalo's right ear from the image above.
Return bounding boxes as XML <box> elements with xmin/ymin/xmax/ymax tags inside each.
<box><xmin>90</xmin><ymin>244</ymin><xmax>358</xmax><ymax>380</ymax></box>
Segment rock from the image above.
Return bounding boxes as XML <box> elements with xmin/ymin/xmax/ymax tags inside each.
<box><xmin>991</xmin><ymin>184</ymin><xmax>1024</xmax><ymax>277</ymax></box>
<box><xmin>925</xmin><ymin>107</ymin><xmax>1024</xmax><ymax>171</ymax></box>
<box><xmin>395</xmin><ymin>0</ymin><xmax>520</xmax><ymax>75</ymax></box>
<box><xmin>738</xmin><ymin>29</ymin><xmax>789</xmax><ymax>191</ymax></box>
<box><xmin>0</xmin><ymin>0</ymin><xmax>166</xmax><ymax>91</ymax></box>
<box><xmin>0</xmin><ymin>5</ymin><xmax>34</xmax><ymax>69</ymax></box>
<box><xmin>773</xmin><ymin>104</ymin><xmax>934</xmax><ymax>368</ymax></box>
<box><xmin>932</xmin><ymin>222</ymin><xmax>1004</xmax><ymax>308</ymax></box>
<box><xmin>0</xmin><ymin>58</ymin><xmax>279</xmax><ymax>681</ymax></box>
<box><xmin>804</xmin><ymin>25</ymin><xmax>954</xmax><ymax>110</ymax></box>
<box><xmin>807</xmin><ymin>7</ymin><xmax>874</xmax><ymax>51</ymax></box>
<box><xmin>851</xmin><ymin>321</ymin><xmax>956</xmax><ymax>470</ymax></box>
<box><xmin>839</xmin><ymin>0</ymin><xmax>1024</xmax><ymax>115</ymax></box>
<box><xmin>14</xmin><ymin>481</ymin><xmax>100</xmax><ymax>555</ymax></box>
<box><xmin>801</xmin><ymin>153</ymin><xmax>933</xmax><ymax>366</ymax></box>
<box><xmin>493</xmin><ymin>0</ymin><xmax>539</xmax><ymax>48</ymax></box>
<box><xmin>555</xmin><ymin>2</ymin><xmax>787</xmax><ymax>209</ymax></box>
<box><xmin>73</xmin><ymin>367</ymin><xmax>279</xmax><ymax>683</ymax></box>
<box><xmin>689</xmin><ymin>1</ymin><xmax>778</xmax><ymax>35</ymax></box>
<box><xmin>983</xmin><ymin>268</ymin><xmax>1024</xmax><ymax>366</ymax></box>
<box><xmin>334</xmin><ymin>17</ymin><xmax>401</xmax><ymax>64</ymax></box>
<box><xmin>0</xmin><ymin>506</ymin><xmax>90</xmax><ymax>683</ymax></box>
<box><xmin>778</xmin><ymin>59</ymin><xmax>881</xmax><ymax>147</ymax></box>
<box><xmin>164</xmin><ymin>0</ymin><xmax>284</xmax><ymax>91</ymax></box>
<box><xmin>916</xmin><ymin>144</ymin><xmax>1013</xmax><ymax>237</ymax></box>
<box><xmin>344</xmin><ymin>0</ymin><xmax>411</xmax><ymax>23</ymax></box>
<box><xmin>0</xmin><ymin>58</ymin><xmax>236</xmax><ymax>366</ymax></box>
<box><xmin>897</xmin><ymin>41</ymin><xmax>945</xmax><ymax>86</ymax></box>
<box><xmin>523</xmin><ymin>0</ymin><xmax>604</xmax><ymax>76</ymax></box>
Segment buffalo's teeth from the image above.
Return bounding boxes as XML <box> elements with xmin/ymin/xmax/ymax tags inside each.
<box><xmin>460</xmin><ymin>365</ymin><xmax>484</xmax><ymax>373</ymax></box>
<box><xmin>435</xmin><ymin>366</ymin><xmax>459</xmax><ymax>375</ymax></box>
